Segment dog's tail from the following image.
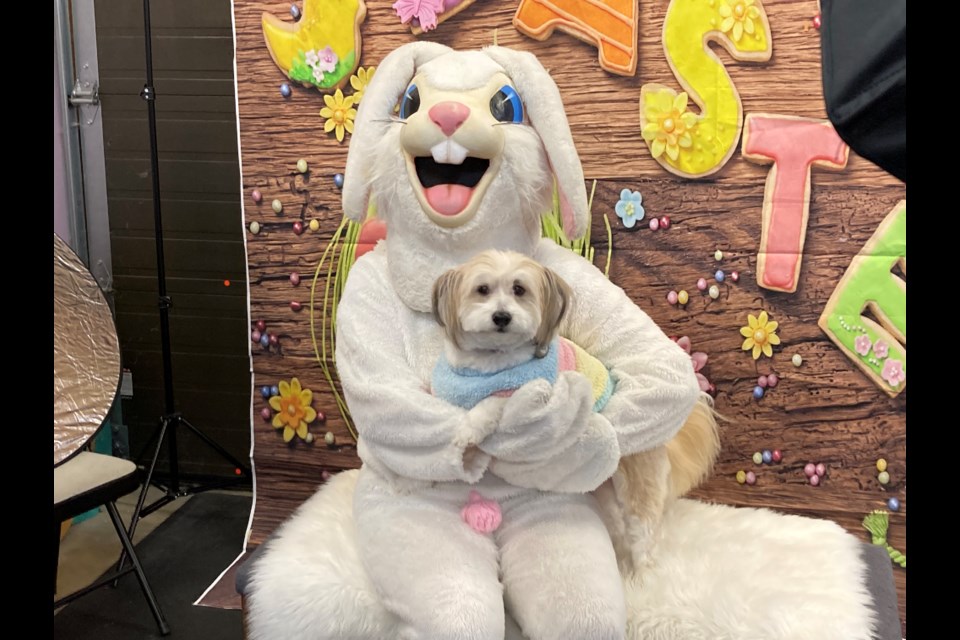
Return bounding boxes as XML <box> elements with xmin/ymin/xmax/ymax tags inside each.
<box><xmin>666</xmin><ymin>393</ymin><xmax>721</xmax><ymax>499</ymax></box>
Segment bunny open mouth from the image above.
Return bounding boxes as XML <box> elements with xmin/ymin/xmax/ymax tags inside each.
<box><xmin>414</xmin><ymin>156</ymin><xmax>490</xmax><ymax>216</ymax></box>
<box><xmin>405</xmin><ymin>139</ymin><xmax>501</xmax><ymax>228</ymax></box>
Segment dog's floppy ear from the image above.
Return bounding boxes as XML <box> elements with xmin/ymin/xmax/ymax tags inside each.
<box><xmin>534</xmin><ymin>266</ymin><xmax>572</xmax><ymax>358</ymax></box>
<box><xmin>482</xmin><ymin>46</ymin><xmax>589</xmax><ymax>240</ymax></box>
<box><xmin>432</xmin><ymin>266</ymin><xmax>465</xmax><ymax>348</ymax></box>
<box><xmin>342</xmin><ymin>42</ymin><xmax>453</xmax><ymax>222</ymax></box>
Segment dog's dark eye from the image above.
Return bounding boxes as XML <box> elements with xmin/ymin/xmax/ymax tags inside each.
<box><xmin>513</xmin><ymin>284</ymin><xmax>526</xmax><ymax>297</ymax></box>
<box><xmin>490</xmin><ymin>85</ymin><xmax>524</xmax><ymax>124</ymax></box>
<box><xmin>477</xmin><ymin>285</ymin><xmax>489</xmax><ymax>295</ymax></box>
<box><xmin>400</xmin><ymin>84</ymin><xmax>420</xmax><ymax>119</ymax></box>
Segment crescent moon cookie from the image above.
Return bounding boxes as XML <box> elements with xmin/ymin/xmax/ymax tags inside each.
<box><xmin>262</xmin><ymin>0</ymin><xmax>367</xmax><ymax>92</ymax></box>
<box><xmin>818</xmin><ymin>201</ymin><xmax>906</xmax><ymax>397</ymax></box>
<box><xmin>513</xmin><ymin>0</ymin><xmax>639</xmax><ymax>76</ymax></box>
<box><xmin>742</xmin><ymin>114</ymin><xmax>850</xmax><ymax>293</ymax></box>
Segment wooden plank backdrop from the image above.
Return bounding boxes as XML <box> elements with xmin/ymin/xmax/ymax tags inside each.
<box><xmin>227</xmin><ymin>0</ymin><xmax>906</xmax><ymax>630</ymax></box>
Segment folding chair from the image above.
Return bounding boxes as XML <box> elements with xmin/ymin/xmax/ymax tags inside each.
<box><xmin>53</xmin><ymin>233</ymin><xmax>170</xmax><ymax>635</ymax></box>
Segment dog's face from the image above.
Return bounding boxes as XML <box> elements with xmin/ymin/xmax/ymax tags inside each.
<box><xmin>432</xmin><ymin>251</ymin><xmax>571</xmax><ymax>357</ymax></box>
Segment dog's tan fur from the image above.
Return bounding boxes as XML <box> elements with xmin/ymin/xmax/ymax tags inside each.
<box><xmin>601</xmin><ymin>397</ymin><xmax>721</xmax><ymax>573</ymax></box>
<box><xmin>435</xmin><ymin>250</ymin><xmax>721</xmax><ymax>572</ymax></box>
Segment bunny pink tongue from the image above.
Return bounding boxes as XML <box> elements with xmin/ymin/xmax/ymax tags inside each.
<box><xmin>424</xmin><ymin>184</ymin><xmax>472</xmax><ymax>216</ymax></box>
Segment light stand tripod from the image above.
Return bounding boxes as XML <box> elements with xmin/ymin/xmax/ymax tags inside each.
<box><xmin>116</xmin><ymin>0</ymin><xmax>251</xmax><ymax>577</ymax></box>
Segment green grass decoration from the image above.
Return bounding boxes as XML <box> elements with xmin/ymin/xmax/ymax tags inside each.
<box><xmin>310</xmin><ymin>216</ymin><xmax>362</xmax><ymax>440</ymax></box>
<box><xmin>310</xmin><ymin>184</ymin><xmax>611</xmax><ymax>441</ymax></box>
<box><xmin>862</xmin><ymin>510</ymin><xmax>906</xmax><ymax>568</ymax></box>
<box><xmin>289</xmin><ymin>50</ymin><xmax>357</xmax><ymax>90</ymax></box>
<box><xmin>540</xmin><ymin>180</ymin><xmax>611</xmax><ymax>277</ymax></box>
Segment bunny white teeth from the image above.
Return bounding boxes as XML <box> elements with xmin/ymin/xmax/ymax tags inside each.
<box><xmin>430</xmin><ymin>140</ymin><xmax>469</xmax><ymax>165</ymax></box>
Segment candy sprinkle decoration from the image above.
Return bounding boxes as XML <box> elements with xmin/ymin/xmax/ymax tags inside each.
<box><xmin>862</xmin><ymin>510</ymin><xmax>905</xmax><ymax>568</ymax></box>
<box><xmin>736</xmin><ymin>470</ymin><xmax>747</xmax><ymax>484</ymax></box>
<box><xmin>803</xmin><ymin>461</ymin><xmax>826</xmax><ymax>485</ymax></box>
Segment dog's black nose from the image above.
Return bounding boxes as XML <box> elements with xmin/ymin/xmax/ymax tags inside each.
<box><xmin>492</xmin><ymin>311</ymin><xmax>512</xmax><ymax>328</ymax></box>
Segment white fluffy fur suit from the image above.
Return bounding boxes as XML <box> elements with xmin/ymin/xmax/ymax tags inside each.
<box><xmin>334</xmin><ymin>42</ymin><xmax>700</xmax><ymax>640</ymax></box>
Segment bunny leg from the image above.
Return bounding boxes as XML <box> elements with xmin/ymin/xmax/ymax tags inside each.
<box><xmin>497</xmin><ymin>490</ymin><xmax>627</xmax><ymax>640</ymax></box>
<box><xmin>354</xmin><ymin>468</ymin><xmax>505</xmax><ymax>640</ymax></box>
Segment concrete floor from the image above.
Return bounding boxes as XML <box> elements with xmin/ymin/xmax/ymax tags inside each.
<box><xmin>55</xmin><ymin>485</ymin><xmax>192</xmax><ymax>602</ymax></box>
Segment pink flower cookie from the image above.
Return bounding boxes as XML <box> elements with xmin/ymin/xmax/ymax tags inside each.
<box><xmin>881</xmin><ymin>359</ymin><xmax>905</xmax><ymax>388</ymax></box>
<box><xmin>316</xmin><ymin>46</ymin><xmax>338</xmax><ymax>74</ymax></box>
<box><xmin>873</xmin><ymin>340</ymin><xmax>889</xmax><ymax>359</ymax></box>
<box><xmin>854</xmin><ymin>334</ymin><xmax>871</xmax><ymax>356</ymax></box>
<box><xmin>393</xmin><ymin>0</ymin><xmax>445</xmax><ymax>31</ymax></box>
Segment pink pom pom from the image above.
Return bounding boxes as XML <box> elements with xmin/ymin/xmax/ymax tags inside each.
<box><xmin>461</xmin><ymin>491</ymin><xmax>502</xmax><ymax>534</ymax></box>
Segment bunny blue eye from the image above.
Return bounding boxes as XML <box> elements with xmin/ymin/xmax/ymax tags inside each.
<box><xmin>489</xmin><ymin>85</ymin><xmax>524</xmax><ymax>124</ymax></box>
<box><xmin>400</xmin><ymin>84</ymin><xmax>420</xmax><ymax>119</ymax></box>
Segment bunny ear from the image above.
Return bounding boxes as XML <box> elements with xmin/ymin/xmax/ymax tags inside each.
<box><xmin>342</xmin><ymin>41</ymin><xmax>454</xmax><ymax>222</ymax></box>
<box><xmin>482</xmin><ymin>46</ymin><xmax>589</xmax><ymax>240</ymax></box>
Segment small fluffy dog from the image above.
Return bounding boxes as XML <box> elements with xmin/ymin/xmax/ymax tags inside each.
<box><xmin>431</xmin><ymin>249</ymin><xmax>720</xmax><ymax>571</ymax></box>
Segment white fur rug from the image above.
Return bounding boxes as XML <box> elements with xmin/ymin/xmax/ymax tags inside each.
<box><xmin>246</xmin><ymin>470</ymin><xmax>876</xmax><ymax>640</ymax></box>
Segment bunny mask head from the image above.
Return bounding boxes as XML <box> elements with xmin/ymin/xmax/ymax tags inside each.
<box><xmin>342</xmin><ymin>43</ymin><xmax>588</xmax><ymax>312</ymax></box>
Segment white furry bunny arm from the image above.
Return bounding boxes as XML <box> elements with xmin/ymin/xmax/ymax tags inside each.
<box><xmin>536</xmin><ymin>240</ymin><xmax>701</xmax><ymax>456</ymax></box>
<box><xmin>488</xmin><ymin>410</ymin><xmax>621</xmax><ymax>493</ymax></box>
<box><xmin>335</xmin><ymin>255</ymin><xmax>500</xmax><ymax>483</ymax></box>
<box><xmin>478</xmin><ymin>371</ymin><xmax>595</xmax><ymax>463</ymax></box>
<box><xmin>478</xmin><ymin>372</ymin><xmax>621</xmax><ymax>493</ymax></box>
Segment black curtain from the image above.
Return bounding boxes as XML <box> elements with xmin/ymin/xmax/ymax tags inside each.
<box><xmin>821</xmin><ymin>0</ymin><xmax>906</xmax><ymax>182</ymax></box>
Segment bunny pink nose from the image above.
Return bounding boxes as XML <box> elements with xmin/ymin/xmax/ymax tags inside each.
<box><xmin>429</xmin><ymin>101</ymin><xmax>470</xmax><ymax>136</ymax></box>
